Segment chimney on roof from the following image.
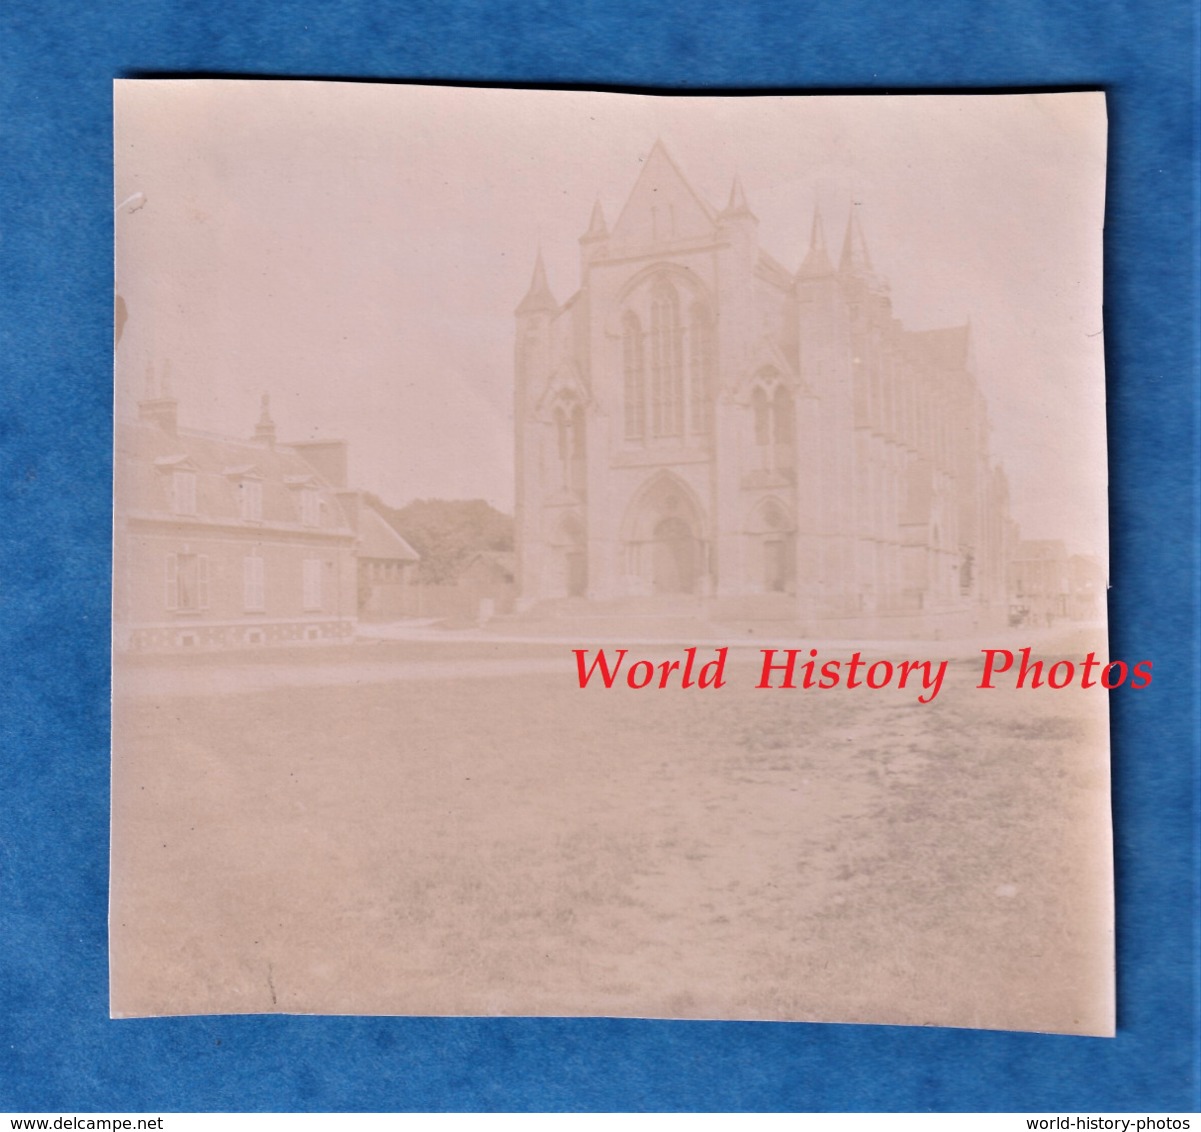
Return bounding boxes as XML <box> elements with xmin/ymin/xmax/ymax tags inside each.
<box><xmin>253</xmin><ymin>393</ymin><xmax>276</xmax><ymax>448</ymax></box>
<box><xmin>137</xmin><ymin>359</ymin><xmax>178</xmax><ymax>435</ymax></box>
<box><xmin>291</xmin><ymin>438</ymin><xmax>348</xmax><ymax>488</ymax></box>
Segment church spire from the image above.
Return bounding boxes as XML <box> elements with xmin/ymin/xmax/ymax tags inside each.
<box><xmin>581</xmin><ymin>197</ymin><xmax>608</xmax><ymax>242</ymax></box>
<box><xmin>839</xmin><ymin>205</ymin><xmax>873</xmax><ymax>274</ymax></box>
<box><xmin>720</xmin><ymin>174</ymin><xmax>756</xmax><ymax>219</ymax></box>
<box><xmin>516</xmin><ymin>249</ymin><xmax>558</xmax><ymax>315</ymax></box>
<box><xmin>799</xmin><ymin>206</ymin><xmax>834</xmax><ymax>276</ymax></box>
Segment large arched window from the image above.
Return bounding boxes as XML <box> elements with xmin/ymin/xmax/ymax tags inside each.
<box><xmin>752</xmin><ymin>387</ymin><xmax>771</xmax><ymax>446</ymax></box>
<box><xmin>773</xmin><ymin>385</ymin><xmax>794</xmax><ymax>447</ymax></box>
<box><xmin>649</xmin><ymin>281</ymin><xmax>684</xmax><ymax>438</ymax></box>
<box><xmin>555</xmin><ymin>405</ymin><xmax>571</xmax><ymax>486</ymax></box>
<box><xmin>554</xmin><ymin>397</ymin><xmax>587</xmax><ymax>493</ymax></box>
<box><xmin>689</xmin><ymin>302</ymin><xmax>714</xmax><ymax>436</ymax></box>
<box><xmin>622</xmin><ymin>312</ymin><xmax>645</xmax><ymax>441</ymax></box>
<box><xmin>570</xmin><ymin>402</ymin><xmax>586</xmax><ymax>492</ymax></box>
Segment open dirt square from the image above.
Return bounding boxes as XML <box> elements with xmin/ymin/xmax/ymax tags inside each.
<box><xmin>110</xmin><ymin>630</ymin><xmax>1112</xmax><ymax>1033</ymax></box>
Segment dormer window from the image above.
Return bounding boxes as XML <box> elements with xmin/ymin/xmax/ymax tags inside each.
<box><xmin>283</xmin><ymin>475</ymin><xmax>322</xmax><ymax>527</ymax></box>
<box><xmin>300</xmin><ymin>487</ymin><xmax>319</xmax><ymax>527</ymax></box>
<box><xmin>172</xmin><ymin>471</ymin><xmax>197</xmax><ymax>515</ymax></box>
<box><xmin>239</xmin><ymin>479</ymin><xmax>263</xmax><ymax>522</ymax></box>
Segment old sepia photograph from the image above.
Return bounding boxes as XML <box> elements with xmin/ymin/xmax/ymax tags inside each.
<box><xmin>111</xmin><ymin>83</ymin><xmax>1113</xmax><ymax>1033</ymax></box>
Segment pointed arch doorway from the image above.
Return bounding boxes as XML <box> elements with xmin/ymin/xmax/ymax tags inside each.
<box><xmin>651</xmin><ymin>515</ymin><xmax>699</xmax><ymax>595</ymax></box>
<box><xmin>621</xmin><ymin>473</ymin><xmax>707</xmax><ymax>597</ymax></box>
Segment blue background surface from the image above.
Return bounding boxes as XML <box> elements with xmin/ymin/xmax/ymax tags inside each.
<box><xmin>1</xmin><ymin>0</ymin><xmax>1197</xmax><ymax>1113</ymax></box>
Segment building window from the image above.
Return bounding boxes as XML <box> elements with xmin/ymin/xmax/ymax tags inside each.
<box><xmin>243</xmin><ymin>554</ymin><xmax>265</xmax><ymax>612</ymax></box>
<box><xmin>688</xmin><ymin>302</ymin><xmax>714</xmax><ymax>436</ymax></box>
<box><xmin>752</xmin><ymin>387</ymin><xmax>771</xmax><ymax>446</ymax></box>
<box><xmin>555</xmin><ymin>399</ymin><xmax>587</xmax><ymax>492</ymax></box>
<box><xmin>763</xmin><ymin>539</ymin><xmax>790</xmax><ymax>593</ymax></box>
<box><xmin>622</xmin><ymin>312</ymin><xmax>645</xmax><ymax>441</ymax></box>
<box><xmin>571</xmin><ymin>402</ymin><xmax>586</xmax><ymax>491</ymax></box>
<box><xmin>773</xmin><ymin>385</ymin><xmax>795</xmax><ymax>466</ymax></box>
<box><xmin>165</xmin><ymin>553</ymin><xmax>209</xmax><ymax>611</ymax></box>
<box><xmin>751</xmin><ymin>376</ymin><xmax>795</xmax><ymax>471</ymax></box>
<box><xmin>239</xmin><ymin>479</ymin><xmax>263</xmax><ymax>522</ymax></box>
<box><xmin>555</xmin><ymin>406</ymin><xmax>570</xmax><ymax>486</ymax></box>
<box><xmin>300</xmin><ymin>487</ymin><xmax>319</xmax><ymax>527</ymax></box>
<box><xmin>303</xmin><ymin>558</ymin><xmax>323</xmax><ymax>612</ymax></box>
<box><xmin>649</xmin><ymin>281</ymin><xmax>684</xmax><ymax>438</ymax></box>
<box><xmin>172</xmin><ymin>471</ymin><xmax>197</xmax><ymax>515</ymax></box>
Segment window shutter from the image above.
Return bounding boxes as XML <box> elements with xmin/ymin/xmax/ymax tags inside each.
<box><xmin>303</xmin><ymin>558</ymin><xmax>322</xmax><ymax>611</ymax></box>
<box><xmin>165</xmin><ymin>554</ymin><xmax>178</xmax><ymax>610</ymax></box>
<box><xmin>244</xmin><ymin>555</ymin><xmax>264</xmax><ymax>611</ymax></box>
<box><xmin>197</xmin><ymin>555</ymin><xmax>210</xmax><ymax>609</ymax></box>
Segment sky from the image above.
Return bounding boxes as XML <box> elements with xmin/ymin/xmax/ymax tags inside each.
<box><xmin>114</xmin><ymin>82</ymin><xmax>1109</xmax><ymax>557</ymax></box>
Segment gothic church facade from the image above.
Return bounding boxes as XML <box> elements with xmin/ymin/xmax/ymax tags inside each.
<box><xmin>514</xmin><ymin>142</ymin><xmax>1014</xmax><ymax>633</ymax></box>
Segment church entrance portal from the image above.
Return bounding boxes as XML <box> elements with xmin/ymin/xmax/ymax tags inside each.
<box><xmin>621</xmin><ymin>475</ymin><xmax>707</xmax><ymax>598</ymax></box>
<box><xmin>566</xmin><ymin>550</ymin><xmax>587</xmax><ymax>597</ymax></box>
<box><xmin>651</xmin><ymin>516</ymin><xmax>699</xmax><ymax>595</ymax></box>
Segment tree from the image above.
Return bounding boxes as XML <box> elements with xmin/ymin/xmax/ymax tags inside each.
<box><xmin>369</xmin><ymin>496</ymin><xmax>513</xmax><ymax>585</ymax></box>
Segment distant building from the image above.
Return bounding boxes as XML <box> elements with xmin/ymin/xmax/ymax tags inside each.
<box><xmin>1067</xmin><ymin>553</ymin><xmax>1106</xmax><ymax>622</ymax></box>
<box><xmin>459</xmin><ymin>551</ymin><xmax>517</xmax><ymax>619</ymax></box>
<box><xmin>348</xmin><ymin>495</ymin><xmax>421</xmax><ymax>618</ymax></box>
<box><xmin>1009</xmin><ymin>541</ymin><xmax>1105</xmax><ymax>626</ymax></box>
<box><xmin>115</xmin><ymin>372</ymin><xmax>415</xmax><ymax>650</ymax></box>
<box><xmin>514</xmin><ymin>142</ymin><xmax>1015</xmax><ymax>634</ymax></box>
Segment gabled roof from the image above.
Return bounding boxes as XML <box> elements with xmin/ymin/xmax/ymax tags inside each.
<box><xmin>358</xmin><ymin>504</ymin><xmax>419</xmax><ymax>562</ymax></box>
<box><xmin>609</xmin><ymin>139</ymin><xmax>718</xmax><ymax>247</ymax></box>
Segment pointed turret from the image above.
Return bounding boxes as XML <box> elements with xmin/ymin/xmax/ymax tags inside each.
<box><xmin>720</xmin><ymin>174</ymin><xmax>756</xmax><ymax>220</ymax></box>
<box><xmin>516</xmin><ymin>249</ymin><xmax>558</xmax><ymax>316</ymax></box>
<box><xmin>254</xmin><ymin>392</ymin><xmax>276</xmax><ymax>447</ymax></box>
<box><xmin>581</xmin><ymin>198</ymin><xmax>608</xmax><ymax>242</ymax></box>
<box><xmin>839</xmin><ymin>205</ymin><xmax>873</xmax><ymax>275</ymax></box>
<box><xmin>799</xmin><ymin>206</ymin><xmax>834</xmax><ymax>276</ymax></box>
<box><xmin>579</xmin><ymin>198</ymin><xmax>609</xmax><ymax>272</ymax></box>
<box><xmin>717</xmin><ymin>174</ymin><xmax>759</xmax><ymax>261</ymax></box>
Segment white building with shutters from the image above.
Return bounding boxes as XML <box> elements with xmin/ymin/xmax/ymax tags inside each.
<box><xmin>115</xmin><ymin>379</ymin><xmax>363</xmax><ymax>650</ymax></box>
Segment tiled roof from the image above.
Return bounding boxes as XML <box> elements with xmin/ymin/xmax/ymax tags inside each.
<box><xmin>117</xmin><ymin>417</ymin><xmax>353</xmax><ymax>533</ymax></box>
<box><xmin>357</xmin><ymin>504</ymin><xmax>419</xmax><ymax>562</ymax></box>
